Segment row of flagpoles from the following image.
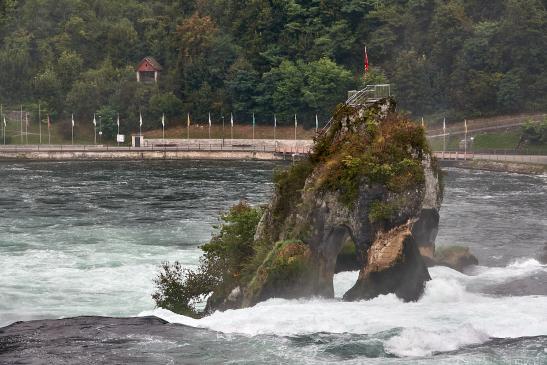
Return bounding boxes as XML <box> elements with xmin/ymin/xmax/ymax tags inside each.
<box><xmin>1</xmin><ymin>104</ymin><xmax>53</xmax><ymax>145</ymax></box>
<box><xmin>138</xmin><ymin>111</ymin><xmax>319</xmax><ymax>144</ymax></box>
<box><xmin>2</xmin><ymin>104</ymin><xmax>468</xmax><ymax>152</ymax></box>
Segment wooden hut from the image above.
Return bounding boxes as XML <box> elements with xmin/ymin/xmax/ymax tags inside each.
<box><xmin>136</xmin><ymin>57</ymin><xmax>162</xmax><ymax>83</ymax></box>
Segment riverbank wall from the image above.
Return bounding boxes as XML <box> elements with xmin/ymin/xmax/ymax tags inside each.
<box><xmin>0</xmin><ymin>149</ymin><xmax>294</xmax><ymax>161</ymax></box>
<box><xmin>450</xmin><ymin>160</ymin><xmax>546</xmax><ymax>175</ymax></box>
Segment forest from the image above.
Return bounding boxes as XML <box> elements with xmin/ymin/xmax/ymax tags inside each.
<box><xmin>0</xmin><ymin>0</ymin><xmax>546</xmax><ymax>132</ymax></box>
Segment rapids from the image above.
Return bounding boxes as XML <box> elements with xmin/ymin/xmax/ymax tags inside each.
<box><xmin>0</xmin><ymin>161</ymin><xmax>546</xmax><ymax>363</ymax></box>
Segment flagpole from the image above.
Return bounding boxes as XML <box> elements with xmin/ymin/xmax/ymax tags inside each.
<box><xmin>71</xmin><ymin>114</ymin><xmax>74</xmax><ymax>145</ymax></box>
<box><xmin>222</xmin><ymin>115</ymin><xmax>225</xmax><ymax>146</ymax></box>
<box><xmin>162</xmin><ymin>114</ymin><xmax>165</xmax><ymax>142</ymax></box>
<box><xmin>25</xmin><ymin>112</ymin><xmax>28</xmax><ymax>144</ymax></box>
<box><xmin>273</xmin><ymin>114</ymin><xmax>276</xmax><ymax>145</ymax></box>
<box><xmin>315</xmin><ymin>114</ymin><xmax>318</xmax><ymax>133</ymax></box>
<box><xmin>252</xmin><ymin>113</ymin><xmax>255</xmax><ymax>145</ymax></box>
<box><xmin>208</xmin><ymin>112</ymin><xmax>211</xmax><ymax>139</ymax></box>
<box><xmin>117</xmin><ymin>114</ymin><xmax>120</xmax><ymax>146</ymax></box>
<box><xmin>294</xmin><ymin>114</ymin><xmax>297</xmax><ymax>148</ymax></box>
<box><xmin>20</xmin><ymin>105</ymin><xmax>23</xmax><ymax>144</ymax></box>
<box><xmin>0</xmin><ymin>103</ymin><xmax>3</xmax><ymax>145</ymax></box>
<box><xmin>1</xmin><ymin>104</ymin><xmax>4</xmax><ymax>145</ymax></box>
<box><xmin>38</xmin><ymin>102</ymin><xmax>41</xmax><ymax>144</ymax></box>
<box><xmin>464</xmin><ymin>119</ymin><xmax>468</xmax><ymax>159</ymax></box>
<box><xmin>187</xmin><ymin>113</ymin><xmax>190</xmax><ymax>140</ymax></box>
<box><xmin>230</xmin><ymin>113</ymin><xmax>233</xmax><ymax>144</ymax></box>
<box><xmin>94</xmin><ymin>114</ymin><xmax>97</xmax><ymax>145</ymax></box>
<box><xmin>48</xmin><ymin>115</ymin><xmax>51</xmax><ymax>145</ymax></box>
<box><xmin>443</xmin><ymin>117</ymin><xmax>446</xmax><ymax>153</ymax></box>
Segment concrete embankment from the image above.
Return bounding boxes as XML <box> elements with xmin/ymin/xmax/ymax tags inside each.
<box><xmin>0</xmin><ymin>149</ymin><xmax>293</xmax><ymax>161</ymax></box>
<box><xmin>451</xmin><ymin>160</ymin><xmax>546</xmax><ymax>175</ymax></box>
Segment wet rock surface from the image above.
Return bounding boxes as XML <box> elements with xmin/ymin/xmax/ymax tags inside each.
<box><xmin>343</xmin><ymin>225</ymin><xmax>431</xmax><ymax>301</ymax></box>
<box><xmin>432</xmin><ymin>246</ymin><xmax>479</xmax><ymax>272</ymax></box>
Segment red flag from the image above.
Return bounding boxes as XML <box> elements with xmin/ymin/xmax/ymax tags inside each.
<box><xmin>364</xmin><ymin>46</ymin><xmax>369</xmax><ymax>73</ymax></box>
<box><xmin>47</xmin><ymin>115</ymin><xmax>51</xmax><ymax>129</ymax></box>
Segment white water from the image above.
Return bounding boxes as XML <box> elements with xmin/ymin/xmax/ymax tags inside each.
<box><xmin>141</xmin><ymin>259</ymin><xmax>547</xmax><ymax>357</ymax></box>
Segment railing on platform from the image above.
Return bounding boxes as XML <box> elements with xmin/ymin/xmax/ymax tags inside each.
<box><xmin>321</xmin><ymin>84</ymin><xmax>392</xmax><ymax>134</ymax></box>
<box><xmin>347</xmin><ymin>84</ymin><xmax>391</xmax><ymax>106</ymax></box>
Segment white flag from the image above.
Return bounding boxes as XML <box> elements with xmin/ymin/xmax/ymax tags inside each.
<box><xmin>71</xmin><ymin>114</ymin><xmax>74</xmax><ymax>127</ymax></box>
<box><xmin>187</xmin><ymin>113</ymin><xmax>190</xmax><ymax>127</ymax></box>
<box><xmin>294</xmin><ymin>114</ymin><xmax>297</xmax><ymax>128</ymax></box>
<box><xmin>93</xmin><ymin>114</ymin><xmax>96</xmax><ymax>126</ymax></box>
<box><xmin>443</xmin><ymin>117</ymin><xmax>446</xmax><ymax>132</ymax></box>
<box><xmin>162</xmin><ymin>114</ymin><xmax>165</xmax><ymax>127</ymax></box>
<box><xmin>139</xmin><ymin>113</ymin><xmax>143</xmax><ymax>127</ymax></box>
<box><xmin>274</xmin><ymin>114</ymin><xmax>277</xmax><ymax>128</ymax></box>
<box><xmin>230</xmin><ymin>113</ymin><xmax>234</xmax><ymax>127</ymax></box>
<box><xmin>208</xmin><ymin>113</ymin><xmax>212</xmax><ymax>127</ymax></box>
<box><xmin>421</xmin><ymin>117</ymin><xmax>424</xmax><ymax>127</ymax></box>
<box><xmin>3</xmin><ymin>117</ymin><xmax>6</xmax><ymax>127</ymax></box>
<box><xmin>315</xmin><ymin>114</ymin><xmax>319</xmax><ymax>131</ymax></box>
<box><xmin>117</xmin><ymin>114</ymin><xmax>120</xmax><ymax>127</ymax></box>
<box><xmin>464</xmin><ymin>119</ymin><xmax>467</xmax><ymax>133</ymax></box>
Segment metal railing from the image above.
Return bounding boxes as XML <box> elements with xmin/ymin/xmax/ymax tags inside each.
<box><xmin>321</xmin><ymin>84</ymin><xmax>392</xmax><ymax>134</ymax></box>
<box><xmin>347</xmin><ymin>84</ymin><xmax>391</xmax><ymax>106</ymax></box>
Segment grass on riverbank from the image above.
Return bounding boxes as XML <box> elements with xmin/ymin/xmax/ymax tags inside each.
<box><xmin>428</xmin><ymin>127</ymin><xmax>547</xmax><ymax>154</ymax></box>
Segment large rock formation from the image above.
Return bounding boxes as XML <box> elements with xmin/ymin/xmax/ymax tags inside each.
<box><xmin>206</xmin><ymin>98</ymin><xmax>443</xmax><ymax>311</ymax></box>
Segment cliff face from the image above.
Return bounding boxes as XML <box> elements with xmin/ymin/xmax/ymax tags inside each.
<box><xmin>210</xmin><ymin>98</ymin><xmax>443</xmax><ymax>310</ymax></box>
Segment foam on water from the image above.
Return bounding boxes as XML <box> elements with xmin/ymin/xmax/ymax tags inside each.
<box><xmin>141</xmin><ymin>260</ymin><xmax>547</xmax><ymax>357</ymax></box>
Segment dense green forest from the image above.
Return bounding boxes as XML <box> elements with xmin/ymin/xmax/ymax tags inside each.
<box><xmin>0</xmin><ymin>0</ymin><xmax>546</xmax><ymax>131</ymax></box>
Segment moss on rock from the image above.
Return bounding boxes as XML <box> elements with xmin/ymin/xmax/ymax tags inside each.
<box><xmin>243</xmin><ymin>240</ymin><xmax>314</xmax><ymax>306</ymax></box>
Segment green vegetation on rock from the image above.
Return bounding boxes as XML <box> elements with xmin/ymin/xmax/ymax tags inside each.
<box><xmin>244</xmin><ymin>240</ymin><xmax>313</xmax><ymax>304</ymax></box>
<box><xmin>312</xmin><ymin>102</ymin><xmax>430</xmax><ymax>206</ymax></box>
<box><xmin>152</xmin><ymin>201</ymin><xmax>263</xmax><ymax>316</ymax></box>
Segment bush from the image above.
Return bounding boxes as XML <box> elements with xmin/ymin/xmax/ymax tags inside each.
<box><xmin>521</xmin><ymin>120</ymin><xmax>547</xmax><ymax>145</ymax></box>
<box><xmin>152</xmin><ymin>201</ymin><xmax>263</xmax><ymax>316</ymax></box>
<box><xmin>368</xmin><ymin>201</ymin><xmax>396</xmax><ymax>223</ymax></box>
<box><xmin>96</xmin><ymin>105</ymin><xmax>119</xmax><ymax>140</ymax></box>
<box><xmin>148</xmin><ymin>92</ymin><xmax>184</xmax><ymax>120</ymax></box>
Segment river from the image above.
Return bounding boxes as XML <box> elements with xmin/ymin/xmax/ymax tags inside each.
<box><xmin>0</xmin><ymin>161</ymin><xmax>546</xmax><ymax>364</ymax></box>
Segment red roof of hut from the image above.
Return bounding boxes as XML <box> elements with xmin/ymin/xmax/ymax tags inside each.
<box><xmin>136</xmin><ymin>57</ymin><xmax>162</xmax><ymax>72</ymax></box>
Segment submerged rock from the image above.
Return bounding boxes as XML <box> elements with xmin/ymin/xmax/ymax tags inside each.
<box><xmin>432</xmin><ymin>246</ymin><xmax>479</xmax><ymax>272</ymax></box>
<box><xmin>213</xmin><ymin>97</ymin><xmax>445</xmax><ymax>309</ymax></box>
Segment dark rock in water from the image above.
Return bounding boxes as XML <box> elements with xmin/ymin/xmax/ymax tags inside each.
<box><xmin>211</xmin><ymin>98</ymin><xmax>444</xmax><ymax>309</ymax></box>
<box><xmin>433</xmin><ymin>246</ymin><xmax>479</xmax><ymax>272</ymax></box>
<box><xmin>541</xmin><ymin>243</ymin><xmax>547</xmax><ymax>264</ymax></box>
<box><xmin>0</xmin><ymin>316</ymin><xmax>171</xmax><ymax>364</ymax></box>
<box><xmin>343</xmin><ymin>225</ymin><xmax>430</xmax><ymax>301</ymax></box>
<box><xmin>412</xmin><ymin>208</ymin><xmax>440</xmax><ymax>258</ymax></box>
<box><xmin>480</xmin><ymin>271</ymin><xmax>547</xmax><ymax>296</ymax></box>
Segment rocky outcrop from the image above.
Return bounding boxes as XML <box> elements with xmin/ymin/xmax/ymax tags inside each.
<box><xmin>207</xmin><ymin>98</ymin><xmax>443</xmax><ymax>310</ymax></box>
<box><xmin>343</xmin><ymin>224</ymin><xmax>430</xmax><ymax>301</ymax></box>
